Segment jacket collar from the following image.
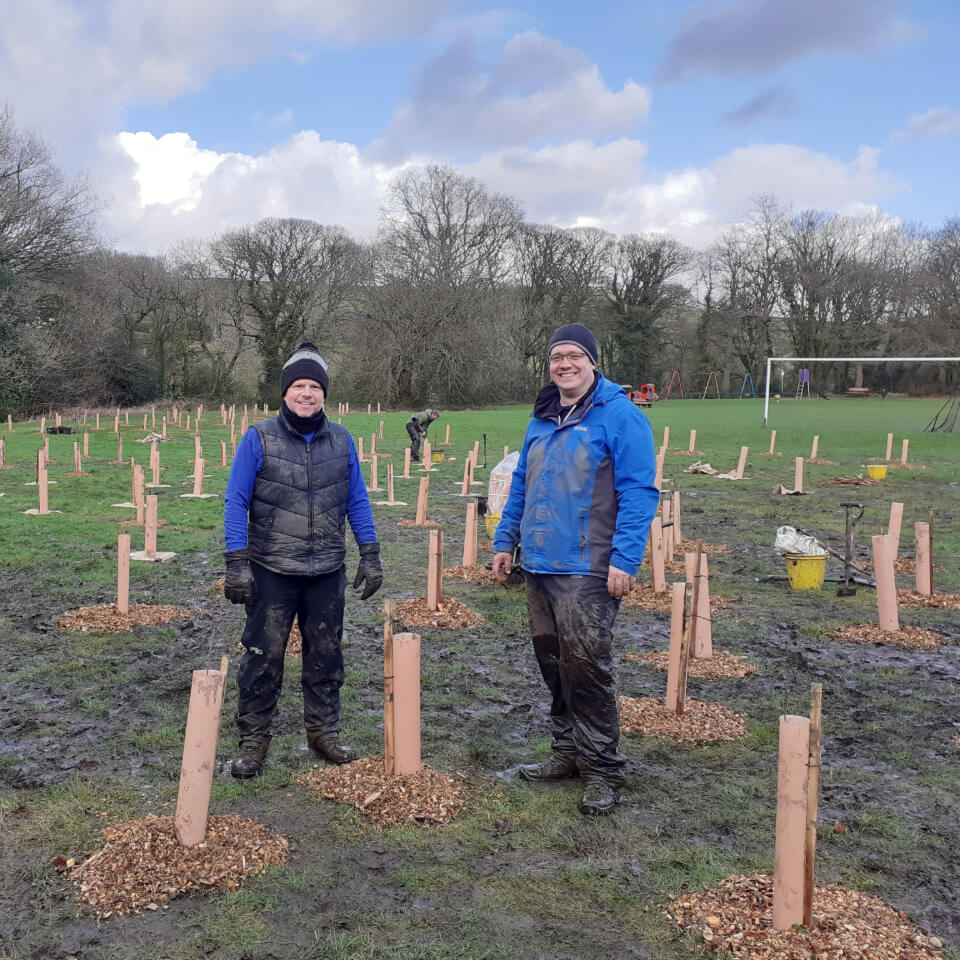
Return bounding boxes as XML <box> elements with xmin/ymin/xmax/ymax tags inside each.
<box><xmin>532</xmin><ymin>371</ymin><xmax>602</xmax><ymax>425</ymax></box>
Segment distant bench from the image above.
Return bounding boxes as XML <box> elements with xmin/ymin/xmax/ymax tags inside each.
<box><xmin>846</xmin><ymin>387</ymin><xmax>870</xmax><ymax>396</ymax></box>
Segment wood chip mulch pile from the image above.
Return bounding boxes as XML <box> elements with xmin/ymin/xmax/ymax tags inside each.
<box><xmin>57</xmin><ymin>604</ymin><xmax>194</xmax><ymax>632</ymax></box>
<box><xmin>478</xmin><ymin>540</ymin><xmax>493</xmax><ymax>553</ymax></box>
<box><xmin>397</xmin><ymin>518</ymin><xmax>440</xmax><ymax>527</ymax></box>
<box><xmin>394</xmin><ymin>595</ymin><xmax>483</xmax><ymax>629</ymax></box>
<box><xmin>862</xmin><ymin>557</ymin><xmax>919</xmax><ymax>574</ymax></box>
<box><xmin>442</xmin><ymin>564</ymin><xmax>499</xmax><ymax>585</ymax></box>
<box><xmin>832</xmin><ymin>624</ymin><xmax>948</xmax><ymax>649</ymax></box>
<box><xmin>621</xmin><ymin>585</ymin><xmax>674</xmax><ymax>613</ymax></box>
<box><xmin>676</xmin><ymin>538</ymin><xmax>731</xmax><ymax>555</ymax></box>
<box><xmin>296</xmin><ymin>756</ymin><xmax>467</xmax><ymax>827</ymax></box>
<box><xmin>666</xmin><ymin>872</ymin><xmax>944</xmax><ymax>960</ymax></box>
<box><xmin>953</xmin><ymin>732</ymin><xmax>960</xmax><ymax>750</ymax></box>
<box><xmin>58</xmin><ymin>814</ymin><xmax>289</xmax><ymax>919</ymax></box>
<box><xmin>896</xmin><ymin>589</ymin><xmax>960</xmax><ymax>610</ymax></box>
<box><xmin>887</xmin><ymin>462</ymin><xmax>929</xmax><ymax>471</ymax></box>
<box><xmin>618</xmin><ymin>696</ymin><xmax>747</xmax><ymax>743</ymax></box>
<box><xmin>623</xmin><ymin>650</ymin><xmax>757</xmax><ymax>679</ymax></box>
<box><xmin>805</xmin><ymin>457</ymin><xmax>840</xmax><ymax>465</ymax></box>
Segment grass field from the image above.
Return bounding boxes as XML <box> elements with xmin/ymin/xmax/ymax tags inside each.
<box><xmin>0</xmin><ymin>395</ymin><xmax>957</xmax><ymax>960</ymax></box>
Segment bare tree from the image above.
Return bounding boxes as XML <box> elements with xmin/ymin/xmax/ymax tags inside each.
<box><xmin>209</xmin><ymin>218</ymin><xmax>360</xmax><ymax>398</ymax></box>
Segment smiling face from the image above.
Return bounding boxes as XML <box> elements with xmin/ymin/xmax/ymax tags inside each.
<box><xmin>284</xmin><ymin>378</ymin><xmax>325</xmax><ymax>416</ymax></box>
<box><xmin>549</xmin><ymin>347</ymin><xmax>595</xmax><ymax>405</ymax></box>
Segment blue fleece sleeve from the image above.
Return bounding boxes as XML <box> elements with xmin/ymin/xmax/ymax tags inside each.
<box><xmin>346</xmin><ymin>435</ymin><xmax>377</xmax><ymax>545</ymax></box>
<box><xmin>607</xmin><ymin>404</ymin><xmax>660</xmax><ymax>573</ymax></box>
<box><xmin>223</xmin><ymin>429</ymin><xmax>263</xmax><ymax>551</ymax></box>
<box><xmin>492</xmin><ymin>428</ymin><xmax>531</xmax><ymax>553</ymax></box>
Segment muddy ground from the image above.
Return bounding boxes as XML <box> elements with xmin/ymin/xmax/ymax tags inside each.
<box><xmin>1</xmin><ymin>465</ymin><xmax>959</xmax><ymax>959</ymax></box>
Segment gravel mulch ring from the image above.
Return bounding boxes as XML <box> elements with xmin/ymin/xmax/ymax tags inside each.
<box><xmin>58</xmin><ymin>814</ymin><xmax>289</xmax><ymax>919</ymax></box>
<box><xmin>397</xmin><ymin>518</ymin><xmax>441</xmax><ymax>527</ymax></box>
<box><xmin>666</xmin><ymin>872</ymin><xmax>943</xmax><ymax>960</ymax></box>
<box><xmin>623</xmin><ymin>650</ymin><xmax>757</xmax><ymax>679</ymax></box>
<box><xmin>442</xmin><ymin>564</ymin><xmax>498</xmax><ymax>585</ymax></box>
<box><xmin>832</xmin><ymin>624</ymin><xmax>949</xmax><ymax>649</ymax></box>
<box><xmin>394</xmin><ymin>595</ymin><xmax>483</xmax><ymax>629</ymax></box>
<box><xmin>618</xmin><ymin>696</ymin><xmax>747</xmax><ymax>743</ymax></box>
<box><xmin>676</xmin><ymin>538</ymin><xmax>731</xmax><ymax>555</ymax></box>
<box><xmin>57</xmin><ymin>604</ymin><xmax>194</xmax><ymax>632</ymax></box>
<box><xmin>296</xmin><ymin>756</ymin><xmax>467</xmax><ymax>827</ymax></box>
<box><xmin>896</xmin><ymin>589</ymin><xmax>960</xmax><ymax>610</ymax></box>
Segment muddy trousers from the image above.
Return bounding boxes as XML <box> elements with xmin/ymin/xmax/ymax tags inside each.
<box><xmin>525</xmin><ymin>572</ymin><xmax>625</xmax><ymax>786</ymax></box>
<box><xmin>406</xmin><ymin>420</ymin><xmax>421</xmax><ymax>460</ymax></box>
<box><xmin>236</xmin><ymin>563</ymin><xmax>347</xmax><ymax>748</ymax></box>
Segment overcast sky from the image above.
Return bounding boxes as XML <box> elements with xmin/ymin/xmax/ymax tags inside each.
<box><xmin>3</xmin><ymin>0</ymin><xmax>958</xmax><ymax>253</ymax></box>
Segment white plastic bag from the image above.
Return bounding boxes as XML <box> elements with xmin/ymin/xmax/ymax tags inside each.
<box><xmin>487</xmin><ymin>451</ymin><xmax>520</xmax><ymax>514</ymax></box>
<box><xmin>774</xmin><ymin>525</ymin><xmax>827</xmax><ymax>556</ymax></box>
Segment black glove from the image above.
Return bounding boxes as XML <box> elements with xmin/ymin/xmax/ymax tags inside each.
<box><xmin>224</xmin><ymin>549</ymin><xmax>256</xmax><ymax>605</ymax></box>
<box><xmin>352</xmin><ymin>542</ymin><xmax>383</xmax><ymax>600</ymax></box>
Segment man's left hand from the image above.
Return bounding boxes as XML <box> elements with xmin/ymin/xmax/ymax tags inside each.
<box><xmin>607</xmin><ymin>565</ymin><xmax>636</xmax><ymax>599</ymax></box>
<box><xmin>353</xmin><ymin>543</ymin><xmax>384</xmax><ymax>600</ymax></box>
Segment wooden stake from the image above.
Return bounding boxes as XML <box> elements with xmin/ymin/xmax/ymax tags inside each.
<box><xmin>415</xmin><ymin>477</ymin><xmax>429</xmax><ymax>525</ymax></box>
<box><xmin>83</xmin><ymin>432</ymin><xmax>89</xmax><ymax>458</ymax></box>
<box><xmin>900</xmin><ymin>438</ymin><xmax>909</xmax><ymax>465</ymax></box>
<box><xmin>369</xmin><ymin>454</ymin><xmax>380</xmax><ymax>492</ymax></box>
<box><xmin>915</xmin><ymin>522</ymin><xmax>931</xmax><ymax>595</ymax></box>
<box><xmin>662</xmin><ymin>426</ymin><xmax>670</xmax><ymax>449</ymax></box>
<box><xmin>664</xmin><ymin>582</ymin><xmax>688</xmax><ymax>712</ymax></box>
<box><xmin>357</xmin><ymin>437</ymin><xmax>365</xmax><ymax>462</ymax></box>
<box><xmin>773</xmin><ymin>715</ymin><xmax>811</xmax><ymax>930</ymax></box>
<box><xmin>769</xmin><ymin>430</ymin><xmax>777</xmax><ymax>455</ymax></box>
<box><xmin>387</xmin><ymin>463</ymin><xmax>396</xmax><ymax>503</ymax></box>
<box><xmin>379</xmin><ymin>419</ymin><xmax>384</xmax><ymax>439</ymax></box>
<box><xmin>672</xmin><ymin>491</ymin><xmax>682</xmax><ymax>544</ymax></box>
<box><xmin>885</xmin><ymin>432</ymin><xmax>893</xmax><ymax>460</ymax></box>
<box><xmin>794</xmin><ymin>456</ymin><xmax>804</xmax><ymax>494</ymax></box>
<box><xmin>426</xmin><ymin>529</ymin><xmax>443</xmax><ymax>611</ymax></box>
<box><xmin>503</xmin><ymin>445</ymin><xmax>509</xmax><ymax>460</ymax></box>
<box><xmin>391</xmin><ymin>632</ymin><xmax>421</xmax><ymax>775</ymax></box>
<box><xmin>927</xmin><ymin>509</ymin><xmax>935</xmax><ymax>593</ymax></box>
<box><xmin>73</xmin><ymin>441</ymin><xmax>81</xmax><ymax>473</ymax></box>
<box><xmin>422</xmin><ymin>439</ymin><xmax>432</xmax><ymax>469</ymax></box>
<box><xmin>685</xmin><ymin>551</ymin><xmax>712</xmax><ymax>658</ymax></box>
<box><xmin>872</xmin><ymin>534</ymin><xmax>899</xmax><ymax>632</ymax></box>
<box><xmin>674</xmin><ymin>543</ymin><xmax>702</xmax><ymax>715</ymax></box>
<box><xmin>462</xmin><ymin>501</ymin><xmax>478</xmax><ymax>567</ymax></box>
<box><xmin>134</xmin><ymin>465</ymin><xmax>145</xmax><ymax>525</ymax></box>
<box><xmin>649</xmin><ymin>517</ymin><xmax>666</xmax><ymax>593</ymax></box>
<box><xmin>444</xmin><ymin>423</ymin><xmax>451</xmax><ymax>444</ymax></box>
<box><xmin>662</xmin><ymin>500</ymin><xmax>674</xmax><ymax>560</ymax></box>
<box><xmin>654</xmin><ymin>448</ymin><xmax>665</xmax><ymax>489</ymax></box>
<box><xmin>383</xmin><ymin>599</ymin><xmax>396</xmax><ymax>776</ymax></box>
<box><xmin>688</xmin><ymin>429</ymin><xmax>696</xmax><ymax>453</ymax></box>
<box><xmin>175</xmin><ymin>667</ymin><xmax>227</xmax><ymax>847</ymax></box>
<box><xmin>192</xmin><ymin>459</ymin><xmax>205</xmax><ymax>496</ymax></box>
<box><xmin>460</xmin><ymin>456</ymin><xmax>471</xmax><ymax>496</ymax></box>
<box><xmin>803</xmin><ymin>683</ymin><xmax>823</xmax><ymax>929</ymax></box>
<box><xmin>117</xmin><ymin>532</ymin><xmax>130</xmax><ymax>614</ymax></box>
<box><xmin>403</xmin><ymin>447</ymin><xmax>411</xmax><ymax>478</ymax></box>
<box><xmin>220</xmin><ymin>441</ymin><xmax>227</xmax><ymax>467</ymax></box>
<box><xmin>810</xmin><ymin>435</ymin><xmax>819</xmax><ymax>460</ymax></box>
<box><xmin>38</xmin><ymin>458</ymin><xmax>49</xmax><ymax>515</ymax></box>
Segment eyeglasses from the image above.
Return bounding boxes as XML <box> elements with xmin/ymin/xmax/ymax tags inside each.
<box><xmin>549</xmin><ymin>351</ymin><xmax>588</xmax><ymax>365</ymax></box>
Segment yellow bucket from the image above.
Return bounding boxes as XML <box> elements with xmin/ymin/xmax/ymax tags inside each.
<box><xmin>431</xmin><ymin>451</ymin><xmax>444</xmax><ymax>464</ymax></box>
<box><xmin>866</xmin><ymin>464</ymin><xmax>887</xmax><ymax>480</ymax></box>
<box><xmin>484</xmin><ymin>512</ymin><xmax>501</xmax><ymax>540</ymax></box>
<box><xmin>785</xmin><ymin>553</ymin><xmax>828</xmax><ymax>590</ymax></box>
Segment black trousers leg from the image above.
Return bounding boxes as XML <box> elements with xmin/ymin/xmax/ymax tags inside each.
<box><xmin>298</xmin><ymin>566</ymin><xmax>347</xmax><ymax>738</ymax></box>
<box><xmin>236</xmin><ymin>564</ymin><xmax>298</xmax><ymax>747</ymax></box>
<box><xmin>526</xmin><ymin>572</ymin><xmax>625</xmax><ymax>785</ymax></box>
<box><xmin>406</xmin><ymin>422</ymin><xmax>421</xmax><ymax>460</ymax></box>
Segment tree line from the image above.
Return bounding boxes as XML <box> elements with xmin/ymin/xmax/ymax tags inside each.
<box><xmin>1</xmin><ymin>107</ymin><xmax>958</xmax><ymax>416</ymax></box>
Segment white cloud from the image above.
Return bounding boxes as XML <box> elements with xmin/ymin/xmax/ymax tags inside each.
<box><xmin>890</xmin><ymin>106</ymin><xmax>960</xmax><ymax>142</ymax></box>
<box><xmin>0</xmin><ymin>0</ymin><xmax>445</xmax><ymax>159</ymax></box>
<box><xmin>102</xmin><ymin>130</ymin><xmax>403</xmax><ymax>252</ymax></box>
<box><xmin>374</xmin><ymin>31</ymin><xmax>650</xmax><ymax>158</ymax></box>
<box><xmin>101</xmin><ymin>128</ymin><xmax>905</xmax><ymax>253</ymax></box>
<box><xmin>268</xmin><ymin>108</ymin><xmax>295</xmax><ymax>130</ymax></box>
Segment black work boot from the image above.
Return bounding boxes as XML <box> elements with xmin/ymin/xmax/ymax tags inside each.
<box><xmin>308</xmin><ymin>734</ymin><xmax>357</xmax><ymax>765</ymax></box>
<box><xmin>231</xmin><ymin>742</ymin><xmax>268</xmax><ymax>780</ymax></box>
<box><xmin>579</xmin><ymin>777</ymin><xmax>623</xmax><ymax>816</ymax></box>
<box><xmin>519</xmin><ymin>754</ymin><xmax>579</xmax><ymax>781</ymax></box>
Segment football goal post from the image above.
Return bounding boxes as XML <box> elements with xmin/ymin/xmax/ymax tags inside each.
<box><xmin>762</xmin><ymin>356</ymin><xmax>960</xmax><ymax>426</ymax></box>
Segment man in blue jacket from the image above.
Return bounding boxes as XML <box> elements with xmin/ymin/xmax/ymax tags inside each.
<box><xmin>223</xmin><ymin>343</ymin><xmax>383</xmax><ymax>779</ymax></box>
<box><xmin>493</xmin><ymin>323</ymin><xmax>659</xmax><ymax>815</ymax></box>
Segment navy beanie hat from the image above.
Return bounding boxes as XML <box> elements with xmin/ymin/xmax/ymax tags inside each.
<box><xmin>548</xmin><ymin>323</ymin><xmax>598</xmax><ymax>366</ymax></box>
<box><xmin>281</xmin><ymin>342</ymin><xmax>329</xmax><ymax>397</ymax></box>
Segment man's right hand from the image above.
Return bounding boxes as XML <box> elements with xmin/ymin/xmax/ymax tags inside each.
<box><xmin>492</xmin><ymin>551</ymin><xmax>513</xmax><ymax>585</ymax></box>
<box><xmin>224</xmin><ymin>549</ymin><xmax>256</xmax><ymax>605</ymax></box>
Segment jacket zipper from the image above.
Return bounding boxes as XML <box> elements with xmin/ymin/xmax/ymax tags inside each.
<box><xmin>306</xmin><ymin>437</ymin><xmax>314</xmax><ymax>573</ymax></box>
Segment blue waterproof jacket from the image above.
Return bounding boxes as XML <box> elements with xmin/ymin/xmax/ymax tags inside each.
<box><xmin>493</xmin><ymin>373</ymin><xmax>659</xmax><ymax>576</ymax></box>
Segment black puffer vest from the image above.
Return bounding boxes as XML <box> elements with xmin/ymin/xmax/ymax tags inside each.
<box><xmin>247</xmin><ymin>414</ymin><xmax>352</xmax><ymax>576</ymax></box>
